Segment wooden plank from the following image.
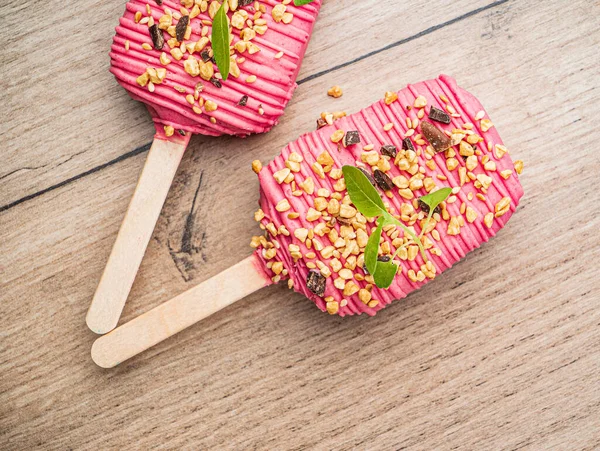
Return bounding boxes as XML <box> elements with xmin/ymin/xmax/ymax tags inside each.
<box><xmin>2</xmin><ymin>0</ymin><xmax>600</xmax><ymax>449</ymax></box>
<box><xmin>0</xmin><ymin>0</ymin><xmax>493</xmax><ymax>207</ymax></box>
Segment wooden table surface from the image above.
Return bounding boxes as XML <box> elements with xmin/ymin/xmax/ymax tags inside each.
<box><xmin>2</xmin><ymin>0</ymin><xmax>599</xmax><ymax>449</ymax></box>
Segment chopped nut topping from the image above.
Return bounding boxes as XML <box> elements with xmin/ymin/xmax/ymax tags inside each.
<box><xmin>251</xmin><ymin>160</ymin><xmax>262</xmax><ymax>173</ymax></box>
<box><xmin>494</xmin><ymin>197</ymin><xmax>511</xmax><ymax>217</ymax></box>
<box><xmin>164</xmin><ymin>125</ymin><xmax>174</xmax><ymax>137</ymax></box>
<box><xmin>330</xmin><ymin>130</ymin><xmax>345</xmax><ymax>143</ymax></box>
<box><xmin>326</xmin><ymin>300</ymin><xmax>339</xmax><ymax>315</ymax></box>
<box><xmin>465</xmin><ymin>206</ymin><xmax>478</xmax><ymax>223</ymax></box>
<box><xmin>384</xmin><ymin>91</ymin><xmax>398</xmax><ymax>105</ymax></box>
<box><xmin>414</xmin><ymin>95</ymin><xmax>427</xmax><ymax>108</ymax></box>
<box><xmin>276</xmin><ymin>199</ymin><xmax>291</xmax><ymax>212</ymax></box>
<box><xmin>204</xmin><ymin>99</ymin><xmax>218</xmax><ymax>112</ymax></box>
<box><xmin>306</xmin><ymin>208</ymin><xmax>322</xmax><ymax>222</ymax></box>
<box><xmin>294</xmin><ymin>228</ymin><xmax>309</xmax><ymax>243</ymax></box>
<box><xmin>514</xmin><ymin>160</ymin><xmax>524</xmax><ymax>174</ymax></box>
<box><xmin>327</xmin><ymin>86</ymin><xmax>343</xmax><ymax>98</ymax></box>
<box><xmin>480</xmin><ymin>119</ymin><xmax>494</xmax><ymax>132</ymax></box>
<box><xmin>484</xmin><ymin>212</ymin><xmax>494</xmax><ymax>228</ymax></box>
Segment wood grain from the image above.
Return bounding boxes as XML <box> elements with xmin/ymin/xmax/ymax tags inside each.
<box><xmin>1</xmin><ymin>0</ymin><xmax>600</xmax><ymax>449</ymax></box>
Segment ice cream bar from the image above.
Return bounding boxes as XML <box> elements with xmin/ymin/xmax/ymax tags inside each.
<box><xmin>91</xmin><ymin>75</ymin><xmax>524</xmax><ymax>367</ymax></box>
<box><xmin>110</xmin><ymin>0</ymin><xmax>321</xmax><ymax>136</ymax></box>
<box><xmin>87</xmin><ymin>0</ymin><xmax>321</xmax><ymax>335</ymax></box>
<box><xmin>253</xmin><ymin>74</ymin><xmax>523</xmax><ymax>315</ymax></box>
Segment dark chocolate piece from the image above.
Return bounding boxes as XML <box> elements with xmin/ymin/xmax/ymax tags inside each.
<box><xmin>342</xmin><ymin>130</ymin><xmax>360</xmax><ymax>147</ymax></box>
<box><xmin>239</xmin><ymin>0</ymin><xmax>254</xmax><ymax>5</ymax></box>
<box><xmin>209</xmin><ymin>77</ymin><xmax>222</xmax><ymax>88</ymax></box>
<box><xmin>373</xmin><ymin>169</ymin><xmax>393</xmax><ymax>191</ymax></box>
<box><xmin>155</xmin><ymin>0</ymin><xmax>163</xmax><ymax>5</ymax></box>
<box><xmin>418</xmin><ymin>198</ymin><xmax>441</xmax><ymax>216</ymax></box>
<box><xmin>380</xmin><ymin>144</ymin><xmax>397</xmax><ymax>158</ymax></box>
<box><xmin>200</xmin><ymin>49</ymin><xmax>212</xmax><ymax>62</ymax></box>
<box><xmin>428</xmin><ymin>106</ymin><xmax>451</xmax><ymax>124</ymax></box>
<box><xmin>149</xmin><ymin>24</ymin><xmax>164</xmax><ymax>50</ymax></box>
<box><xmin>402</xmin><ymin>137</ymin><xmax>415</xmax><ymax>151</ymax></box>
<box><xmin>307</xmin><ymin>270</ymin><xmax>326</xmax><ymax>297</ymax></box>
<box><xmin>359</xmin><ymin>167</ymin><xmax>376</xmax><ymax>186</ymax></box>
<box><xmin>421</xmin><ymin>121</ymin><xmax>451</xmax><ymax>153</ymax></box>
<box><xmin>175</xmin><ymin>15</ymin><xmax>189</xmax><ymax>42</ymax></box>
<box><xmin>316</xmin><ymin>118</ymin><xmax>327</xmax><ymax>129</ymax></box>
<box><xmin>238</xmin><ymin>95</ymin><xmax>248</xmax><ymax>107</ymax></box>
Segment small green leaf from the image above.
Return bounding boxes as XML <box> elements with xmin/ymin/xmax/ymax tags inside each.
<box><xmin>293</xmin><ymin>0</ymin><xmax>316</xmax><ymax>5</ymax></box>
<box><xmin>373</xmin><ymin>260</ymin><xmax>398</xmax><ymax>289</ymax></box>
<box><xmin>365</xmin><ymin>219</ymin><xmax>384</xmax><ymax>275</ymax></box>
<box><xmin>211</xmin><ymin>3</ymin><xmax>230</xmax><ymax>81</ymax></box>
<box><xmin>419</xmin><ymin>187</ymin><xmax>452</xmax><ymax>212</ymax></box>
<box><xmin>342</xmin><ymin>166</ymin><xmax>387</xmax><ymax>218</ymax></box>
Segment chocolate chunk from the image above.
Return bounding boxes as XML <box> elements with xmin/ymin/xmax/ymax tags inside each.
<box><xmin>359</xmin><ymin>167</ymin><xmax>376</xmax><ymax>186</ymax></box>
<box><xmin>149</xmin><ymin>24</ymin><xmax>164</xmax><ymax>50</ymax></box>
<box><xmin>155</xmin><ymin>0</ymin><xmax>162</xmax><ymax>5</ymax></box>
<box><xmin>238</xmin><ymin>95</ymin><xmax>248</xmax><ymax>107</ymax></box>
<box><xmin>343</xmin><ymin>130</ymin><xmax>360</xmax><ymax>147</ymax></box>
<box><xmin>239</xmin><ymin>0</ymin><xmax>253</xmax><ymax>5</ymax></box>
<box><xmin>402</xmin><ymin>137</ymin><xmax>415</xmax><ymax>151</ymax></box>
<box><xmin>307</xmin><ymin>270</ymin><xmax>326</xmax><ymax>297</ymax></box>
<box><xmin>428</xmin><ymin>106</ymin><xmax>451</xmax><ymax>124</ymax></box>
<box><xmin>380</xmin><ymin>144</ymin><xmax>397</xmax><ymax>158</ymax></box>
<box><xmin>421</xmin><ymin>121</ymin><xmax>451</xmax><ymax>153</ymax></box>
<box><xmin>363</xmin><ymin>256</ymin><xmax>392</xmax><ymax>275</ymax></box>
<box><xmin>373</xmin><ymin>169</ymin><xmax>393</xmax><ymax>191</ymax></box>
<box><xmin>209</xmin><ymin>77</ymin><xmax>222</xmax><ymax>88</ymax></box>
<box><xmin>200</xmin><ymin>49</ymin><xmax>212</xmax><ymax>62</ymax></box>
<box><xmin>316</xmin><ymin>118</ymin><xmax>327</xmax><ymax>129</ymax></box>
<box><xmin>418</xmin><ymin>198</ymin><xmax>441</xmax><ymax>216</ymax></box>
<box><xmin>175</xmin><ymin>15</ymin><xmax>189</xmax><ymax>42</ymax></box>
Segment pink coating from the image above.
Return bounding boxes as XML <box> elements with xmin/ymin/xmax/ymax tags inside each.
<box><xmin>255</xmin><ymin>75</ymin><xmax>524</xmax><ymax>316</ymax></box>
<box><xmin>110</xmin><ymin>0</ymin><xmax>321</xmax><ymax>136</ymax></box>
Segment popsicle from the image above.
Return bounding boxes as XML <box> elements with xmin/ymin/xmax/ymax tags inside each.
<box><xmin>87</xmin><ymin>0</ymin><xmax>321</xmax><ymax>334</ymax></box>
<box><xmin>92</xmin><ymin>75</ymin><xmax>525</xmax><ymax>367</ymax></box>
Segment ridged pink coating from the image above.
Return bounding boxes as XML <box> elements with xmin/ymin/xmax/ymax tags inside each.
<box><xmin>255</xmin><ymin>75</ymin><xmax>524</xmax><ymax>316</ymax></box>
<box><xmin>110</xmin><ymin>0</ymin><xmax>320</xmax><ymax>136</ymax></box>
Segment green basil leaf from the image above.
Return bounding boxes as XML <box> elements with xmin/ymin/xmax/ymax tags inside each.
<box><xmin>293</xmin><ymin>0</ymin><xmax>316</xmax><ymax>5</ymax></box>
<box><xmin>373</xmin><ymin>260</ymin><xmax>398</xmax><ymax>289</ymax></box>
<box><xmin>342</xmin><ymin>166</ymin><xmax>387</xmax><ymax>218</ymax></box>
<box><xmin>211</xmin><ymin>3</ymin><xmax>230</xmax><ymax>81</ymax></box>
<box><xmin>365</xmin><ymin>219</ymin><xmax>383</xmax><ymax>275</ymax></box>
<box><xmin>419</xmin><ymin>187</ymin><xmax>452</xmax><ymax>212</ymax></box>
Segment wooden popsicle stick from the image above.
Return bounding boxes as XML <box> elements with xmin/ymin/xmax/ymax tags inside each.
<box><xmin>91</xmin><ymin>255</ymin><xmax>270</xmax><ymax>368</ymax></box>
<box><xmin>86</xmin><ymin>132</ymin><xmax>191</xmax><ymax>335</ymax></box>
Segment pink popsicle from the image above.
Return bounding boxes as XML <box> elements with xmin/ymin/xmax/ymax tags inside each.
<box><xmin>91</xmin><ymin>75</ymin><xmax>525</xmax><ymax>368</ymax></box>
<box><xmin>252</xmin><ymin>74</ymin><xmax>524</xmax><ymax>315</ymax></box>
<box><xmin>110</xmin><ymin>0</ymin><xmax>321</xmax><ymax>136</ymax></box>
<box><xmin>87</xmin><ymin>0</ymin><xmax>321</xmax><ymax>335</ymax></box>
